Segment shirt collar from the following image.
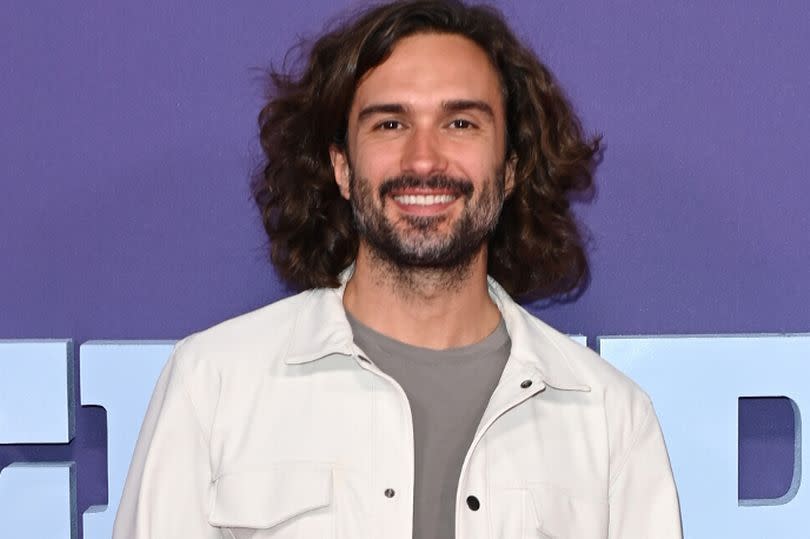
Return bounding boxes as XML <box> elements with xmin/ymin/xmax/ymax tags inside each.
<box><xmin>283</xmin><ymin>268</ymin><xmax>589</xmax><ymax>392</ymax></box>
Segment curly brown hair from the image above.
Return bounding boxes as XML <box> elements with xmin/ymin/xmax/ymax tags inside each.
<box><xmin>253</xmin><ymin>0</ymin><xmax>600</xmax><ymax>300</ymax></box>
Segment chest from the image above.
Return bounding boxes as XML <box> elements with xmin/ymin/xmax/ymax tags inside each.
<box><xmin>206</xmin><ymin>355</ymin><xmax>610</xmax><ymax>539</ymax></box>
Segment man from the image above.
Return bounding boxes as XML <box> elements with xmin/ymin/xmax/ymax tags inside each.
<box><xmin>114</xmin><ymin>1</ymin><xmax>681</xmax><ymax>538</ymax></box>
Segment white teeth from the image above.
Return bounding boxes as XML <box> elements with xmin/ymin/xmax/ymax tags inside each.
<box><xmin>393</xmin><ymin>194</ymin><xmax>455</xmax><ymax>205</ymax></box>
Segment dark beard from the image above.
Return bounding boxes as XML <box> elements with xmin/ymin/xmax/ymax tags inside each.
<box><xmin>349</xmin><ymin>171</ymin><xmax>505</xmax><ymax>271</ymax></box>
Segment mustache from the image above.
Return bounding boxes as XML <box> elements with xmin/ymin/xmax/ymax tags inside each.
<box><xmin>378</xmin><ymin>174</ymin><xmax>474</xmax><ymax>199</ymax></box>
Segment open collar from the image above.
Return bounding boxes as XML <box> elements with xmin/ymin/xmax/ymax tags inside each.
<box><xmin>282</xmin><ymin>270</ymin><xmax>589</xmax><ymax>392</ymax></box>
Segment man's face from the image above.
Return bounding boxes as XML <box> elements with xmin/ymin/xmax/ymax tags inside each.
<box><xmin>331</xmin><ymin>33</ymin><xmax>514</xmax><ymax>268</ymax></box>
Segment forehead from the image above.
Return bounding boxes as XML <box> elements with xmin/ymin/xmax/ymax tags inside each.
<box><xmin>351</xmin><ymin>33</ymin><xmax>503</xmax><ymax>114</ymax></box>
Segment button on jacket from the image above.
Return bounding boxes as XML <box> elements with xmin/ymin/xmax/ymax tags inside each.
<box><xmin>114</xmin><ymin>278</ymin><xmax>682</xmax><ymax>538</ymax></box>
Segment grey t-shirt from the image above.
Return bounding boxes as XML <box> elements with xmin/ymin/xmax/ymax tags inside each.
<box><xmin>346</xmin><ymin>312</ymin><xmax>511</xmax><ymax>539</ymax></box>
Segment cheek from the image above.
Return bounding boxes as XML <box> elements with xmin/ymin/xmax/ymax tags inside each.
<box><xmin>453</xmin><ymin>148</ymin><xmax>501</xmax><ymax>183</ymax></box>
<box><xmin>354</xmin><ymin>146</ymin><xmax>400</xmax><ymax>181</ymax></box>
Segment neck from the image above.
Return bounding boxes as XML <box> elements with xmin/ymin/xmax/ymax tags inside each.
<box><xmin>343</xmin><ymin>243</ymin><xmax>502</xmax><ymax>349</ymax></box>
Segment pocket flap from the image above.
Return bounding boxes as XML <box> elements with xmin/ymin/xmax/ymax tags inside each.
<box><xmin>208</xmin><ymin>462</ymin><xmax>333</xmax><ymax>529</ymax></box>
<box><xmin>529</xmin><ymin>485</ymin><xmax>607</xmax><ymax>538</ymax></box>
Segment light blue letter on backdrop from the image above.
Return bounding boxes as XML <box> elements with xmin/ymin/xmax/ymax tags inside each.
<box><xmin>599</xmin><ymin>335</ymin><xmax>808</xmax><ymax>538</ymax></box>
<box><xmin>0</xmin><ymin>340</ymin><xmax>76</xmax><ymax>538</ymax></box>
<box><xmin>80</xmin><ymin>341</ymin><xmax>173</xmax><ymax>539</ymax></box>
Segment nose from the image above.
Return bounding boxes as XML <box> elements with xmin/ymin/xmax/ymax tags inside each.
<box><xmin>400</xmin><ymin>126</ymin><xmax>448</xmax><ymax>177</ymax></box>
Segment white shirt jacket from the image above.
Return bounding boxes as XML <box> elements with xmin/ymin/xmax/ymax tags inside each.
<box><xmin>114</xmin><ymin>279</ymin><xmax>682</xmax><ymax>538</ymax></box>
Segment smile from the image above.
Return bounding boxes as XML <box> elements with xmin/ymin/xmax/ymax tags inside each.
<box><xmin>393</xmin><ymin>194</ymin><xmax>457</xmax><ymax>206</ymax></box>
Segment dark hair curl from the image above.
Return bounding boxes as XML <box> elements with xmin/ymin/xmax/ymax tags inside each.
<box><xmin>253</xmin><ymin>0</ymin><xmax>601</xmax><ymax>300</ymax></box>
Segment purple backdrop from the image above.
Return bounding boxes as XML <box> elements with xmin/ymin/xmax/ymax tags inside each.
<box><xmin>2</xmin><ymin>1</ymin><xmax>809</xmax><ymax>536</ymax></box>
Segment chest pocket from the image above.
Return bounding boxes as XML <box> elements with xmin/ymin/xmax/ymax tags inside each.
<box><xmin>528</xmin><ymin>485</ymin><xmax>608</xmax><ymax>539</ymax></box>
<box><xmin>208</xmin><ymin>462</ymin><xmax>334</xmax><ymax>539</ymax></box>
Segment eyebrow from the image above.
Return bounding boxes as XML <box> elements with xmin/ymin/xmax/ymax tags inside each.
<box><xmin>356</xmin><ymin>100</ymin><xmax>496</xmax><ymax>123</ymax></box>
<box><xmin>442</xmin><ymin>99</ymin><xmax>495</xmax><ymax>120</ymax></box>
<box><xmin>357</xmin><ymin>103</ymin><xmax>407</xmax><ymax>123</ymax></box>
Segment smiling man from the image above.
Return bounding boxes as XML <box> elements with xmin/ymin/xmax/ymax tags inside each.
<box><xmin>333</xmin><ymin>32</ymin><xmax>512</xmax><ymax>347</ymax></box>
<box><xmin>114</xmin><ymin>1</ymin><xmax>682</xmax><ymax>538</ymax></box>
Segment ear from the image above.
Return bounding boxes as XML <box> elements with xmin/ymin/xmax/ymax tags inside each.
<box><xmin>330</xmin><ymin>144</ymin><xmax>351</xmax><ymax>200</ymax></box>
<box><xmin>504</xmin><ymin>153</ymin><xmax>517</xmax><ymax>197</ymax></box>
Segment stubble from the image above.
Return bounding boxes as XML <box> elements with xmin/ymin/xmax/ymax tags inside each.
<box><xmin>348</xmin><ymin>169</ymin><xmax>506</xmax><ymax>296</ymax></box>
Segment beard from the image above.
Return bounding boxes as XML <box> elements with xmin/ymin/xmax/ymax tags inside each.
<box><xmin>348</xmin><ymin>168</ymin><xmax>506</xmax><ymax>271</ymax></box>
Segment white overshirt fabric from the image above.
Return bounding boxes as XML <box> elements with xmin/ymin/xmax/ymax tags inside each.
<box><xmin>113</xmin><ymin>278</ymin><xmax>682</xmax><ymax>538</ymax></box>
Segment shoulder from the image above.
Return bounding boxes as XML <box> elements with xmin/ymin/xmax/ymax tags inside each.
<box><xmin>167</xmin><ymin>289</ymin><xmax>319</xmax><ymax>384</ymax></box>
<box><xmin>491</xmin><ymin>278</ymin><xmax>648</xmax><ymax>410</ymax></box>
<box><xmin>185</xmin><ymin>291</ymin><xmax>311</xmax><ymax>358</ymax></box>
<box><xmin>533</xmin><ymin>316</ymin><xmax>646</xmax><ymax>399</ymax></box>
<box><xmin>158</xmin><ymin>289</ymin><xmax>324</xmax><ymax>427</ymax></box>
<box><xmin>520</xmin><ymin>311</ymin><xmax>656</xmax><ymax>458</ymax></box>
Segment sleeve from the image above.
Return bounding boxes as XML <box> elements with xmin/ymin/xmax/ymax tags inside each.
<box><xmin>112</xmin><ymin>340</ymin><xmax>219</xmax><ymax>538</ymax></box>
<box><xmin>608</xmin><ymin>402</ymin><xmax>683</xmax><ymax>539</ymax></box>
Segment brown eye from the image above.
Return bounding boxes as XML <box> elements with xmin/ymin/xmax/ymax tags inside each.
<box><xmin>450</xmin><ymin>119</ymin><xmax>474</xmax><ymax>129</ymax></box>
<box><xmin>378</xmin><ymin>120</ymin><xmax>401</xmax><ymax>130</ymax></box>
